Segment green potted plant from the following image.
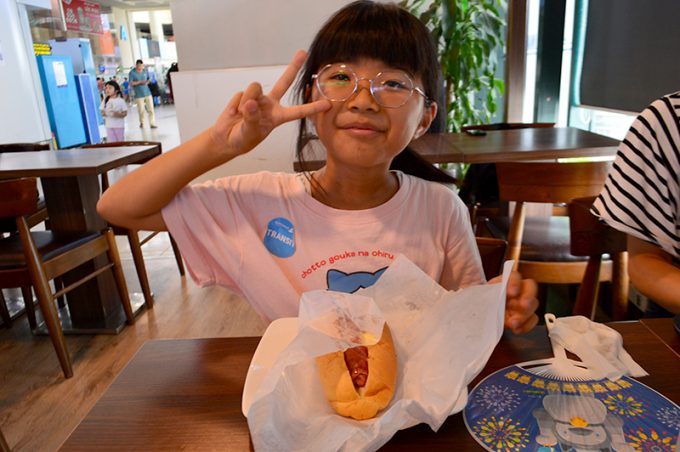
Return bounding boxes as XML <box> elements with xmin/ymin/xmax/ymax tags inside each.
<box><xmin>401</xmin><ymin>0</ymin><xmax>506</xmax><ymax>133</ymax></box>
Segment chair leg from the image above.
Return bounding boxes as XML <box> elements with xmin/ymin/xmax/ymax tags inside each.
<box><xmin>17</xmin><ymin>217</ymin><xmax>72</xmax><ymax>378</ymax></box>
<box><xmin>611</xmin><ymin>251</ymin><xmax>629</xmax><ymax>321</ymax></box>
<box><xmin>169</xmin><ymin>233</ymin><xmax>185</xmax><ymax>276</ymax></box>
<box><xmin>0</xmin><ymin>291</ymin><xmax>11</xmax><ymax>328</ymax></box>
<box><xmin>127</xmin><ymin>229</ymin><xmax>154</xmax><ymax>309</ymax></box>
<box><xmin>54</xmin><ymin>277</ymin><xmax>66</xmax><ymax>308</ymax></box>
<box><xmin>572</xmin><ymin>256</ymin><xmax>602</xmax><ymax>320</ymax></box>
<box><xmin>20</xmin><ymin>286</ymin><xmax>37</xmax><ymax>330</ymax></box>
<box><xmin>28</xmin><ymin>269</ymin><xmax>73</xmax><ymax>377</ymax></box>
<box><xmin>106</xmin><ymin>230</ymin><xmax>135</xmax><ymax>324</ymax></box>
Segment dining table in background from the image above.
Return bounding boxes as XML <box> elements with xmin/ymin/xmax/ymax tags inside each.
<box><xmin>0</xmin><ymin>145</ymin><xmax>161</xmax><ymax>333</ymax></box>
<box><xmin>293</xmin><ymin>127</ymin><xmax>621</xmax><ymax>172</ymax></box>
<box><xmin>60</xmin><ymin>319</ymin><xmax>680</xmax><ymax>450</ymax></box>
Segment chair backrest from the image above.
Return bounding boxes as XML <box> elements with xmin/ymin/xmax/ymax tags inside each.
<box><xmin>496</xmin><ymin>161</ymin><xmax>612</xmax><ymax>266</ymax></box>
<box><xmin>476</xmin><ymin>236</ymin><xmax>507</xmax><ymax>280</ymax></box>
<box><xmin>569</xmin><ymin>196</ymin><xmax>627</xmax><ymax>257</ymax></box>
<box><xmin>568</xmin><ymin>196</ymin><xmax>629</xmax><ymax>319</ymax></box>
<box><xmin>496</xmin><ymin>161</ymin><xmax>612</xmax><ymax>204</ymax></box>
<box><xmin>0</xmin><ymin>142</ymin><xmax>49</xmax><ymax>153</ymax></box>
<box><xmin>458</xmin><ymin>123</ymin><xmax>555</xmax><ymax>206</ymax></box>
<box><xmin>0</xmin><ymin>178</ymin><xmax>39</xmax><ymax>219</ymax></box>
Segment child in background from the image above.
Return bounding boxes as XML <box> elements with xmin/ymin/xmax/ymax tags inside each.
<box><xmin>100</xmin><ymin>80</ymin><xmax>128</xmax><ymax>142</ymax></box>
<box><xmin>97</xmin><ymin>1</ymin><xmax>538</xmax><ymax>333</ymax></box>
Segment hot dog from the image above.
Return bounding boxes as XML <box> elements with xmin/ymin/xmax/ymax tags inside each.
<box><xmin>315</xmin><ymin>324</ymin><xmax>397</xmax><ymax>420</ymax></box>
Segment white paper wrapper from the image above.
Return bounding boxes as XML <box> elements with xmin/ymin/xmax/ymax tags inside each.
<box><xmin>247</xmin><ymin>255</ymin><xmax>512</xmax><ymax>451</ymax></box>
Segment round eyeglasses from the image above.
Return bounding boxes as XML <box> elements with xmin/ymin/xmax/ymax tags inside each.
<box><xmin>312</xmin><ymin>63</ymin><xmax>429</xmax><ymax>109</ymax></box>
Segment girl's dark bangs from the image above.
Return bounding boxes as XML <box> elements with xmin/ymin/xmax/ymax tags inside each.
<box><xmin>317</xmin><ymin>12</ymin><xmax>422</xmax><ymax>76</ymax></box>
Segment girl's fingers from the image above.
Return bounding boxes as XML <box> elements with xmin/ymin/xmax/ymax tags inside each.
<box><xmin>280</xmin><ymin>99</ymin><xmax>332</xmax><ymax>122</ymax></box>
<box><xmin>269</xmin><ymin>50</ymin><xmax>307</xmax><ymax>101</ymax></box>
<box><xmin>220</xmin><ymin>91</ymin><xmax>243</xmax><ymax>118</ymax></box>
<box><xmin>239</xmin><ymin>82</ymin><xmax>264</xmax><ymax>113</ymax></box>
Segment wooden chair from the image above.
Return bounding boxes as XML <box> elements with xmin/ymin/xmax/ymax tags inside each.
<box><xmin>459</xmin><ymin>123</ymin><xmax>556</xmax><ymax>226</ymax></box>
<box><xmin>81</xmin><ymin>141</ymin><xmax>185</xmax><ymax>309</ymax></box>
<box><xmin>0</xmin><ymin>142</ymin><xmax>50</xmax><ymax>328</ymax></box>
<box><xmin>494</xmin><ymin>160</ymin><xmax>613</xmax><ymax>297</ymax></box>
<box><xmin>476</xmin><ymin>236</ymin><xmax>507</xmax><ymax>280</ymax></box>
<box><xmin>0</xmin><ymin>178</ymin><xmax>134</xmax><ymax>378</ymax></box>
<box><xmin>0</xmin><ymin>142</ymin><xmax>50</xmax><ymax>231</ymax></box>
<box><xmin>569</xmin><ymin>196</ymin><xmax>629</xmax><ymax>320</ymax></box>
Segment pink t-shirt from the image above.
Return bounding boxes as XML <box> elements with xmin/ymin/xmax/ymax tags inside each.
<box><xmin>162</xmin><ymin>171</ymin><xmax>484</xmax><ymax>322</ymax></box>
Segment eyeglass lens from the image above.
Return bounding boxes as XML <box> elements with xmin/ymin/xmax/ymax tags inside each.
<box><xmin>316</xmin><ymin>64</ymin><xmax>415</xmax><ymax>108</ymax></box>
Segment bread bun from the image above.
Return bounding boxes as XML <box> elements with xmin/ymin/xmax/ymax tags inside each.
<box><xmin>316</xmin><ymin>324</ymin><xmax>397</xmax><ymax>420</ymax></box>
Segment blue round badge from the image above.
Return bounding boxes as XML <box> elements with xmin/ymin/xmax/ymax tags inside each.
<box><xmin>263</xmin><ymin>217</ymin><xmax>296</xmax><ymax>258</ymax></box>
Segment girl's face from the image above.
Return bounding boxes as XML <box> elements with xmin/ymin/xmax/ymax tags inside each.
<box><xmin>105</xmin><ymin>84</ymin><xmax>117</xmax><ymax>97</ymax></box>
<box><xmin>310</xmin><ymin>58</ymin><xmax>436</xmax><ymax>172</ymax></box>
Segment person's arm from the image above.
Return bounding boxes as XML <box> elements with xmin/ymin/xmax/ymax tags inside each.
<box><xmin>627</xmin><ymin>235</ymin><xmax>680</xmax><ymax>313</ymax></box>
<box><xmin>97</xmin><ymin>51</ymin><xmax>330</xmax><ymax>232</ymax></box>
<box><xmin>129</xmin><ymin>75</ymin><xmax>144</xmax><ymax>86</ymax></box>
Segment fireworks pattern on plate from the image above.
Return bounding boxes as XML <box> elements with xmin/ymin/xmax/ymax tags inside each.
<box><xmin>464</xmin><ymin>365</ymin><xmax>680</xmax><ymax>452</ymax></box>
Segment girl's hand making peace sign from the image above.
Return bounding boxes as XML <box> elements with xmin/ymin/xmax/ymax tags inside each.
<box><xmin>209</xmin><ymin>50</ymin><xmax>331</xmax><ymax>159</ymax></box>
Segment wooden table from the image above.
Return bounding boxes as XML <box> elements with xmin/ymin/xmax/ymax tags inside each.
<box><xmin>61</xmin><ymin>320</ymin><xmax>680</xmax><ymax>450</ymax></box>
<box><xmin>641</xmin><ymin>317</ymin><xmax>680</xmax><ymax>357</ymax></box>
<box><xmin>294</xmin><ymin>127</ymin><xmax>620</xmax><ymax>171</ymax></box>
<box><xmin>0</xmin><ymin>146</ymin><xmax>160</xmax><ymax>333</ymax></box>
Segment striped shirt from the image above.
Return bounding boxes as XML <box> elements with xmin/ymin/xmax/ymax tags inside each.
<box><xmin>592</xmin><ymin>92</ymin><xmax>680</xmax><ymax>259</ymax></box>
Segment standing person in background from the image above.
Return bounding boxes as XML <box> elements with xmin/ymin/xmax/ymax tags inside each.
<box><xmin>100</xmin><ymin>80</ymin><xmax>128</xmax><ymax>142</ymax></box>
<box><xmin>122</xmin><ymin>77</ymin><xmax>130</xmax><ymax>102</ymax></box>
<box><xmin>128</xmin><ymin>59</ymin><xmax>157</xmax><ymax>129</ymax></box>
<box><xmin>166</xmin><ymin>62</ymin><xmax>178</xmax><ymax>104</ymax></box>
<box><xmin>592</xmin><ymin>92</ymin><xmax>680</xmax><ymax>315</ymax></box>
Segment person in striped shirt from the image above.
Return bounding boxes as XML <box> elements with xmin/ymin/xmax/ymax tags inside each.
<box><xmin>592</xmin><ymin>92</ymin><xmax>680</xmax><ymax>315</ymax></box>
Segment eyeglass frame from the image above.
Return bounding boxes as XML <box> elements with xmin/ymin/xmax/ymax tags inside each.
<box><xmin>311</xmin><ymin>63</ymin><xmax>431</xmax><ymax>109</ymax></box>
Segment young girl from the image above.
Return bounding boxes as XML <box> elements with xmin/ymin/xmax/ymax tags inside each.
<box><xmin>100</xmin><ymin>80</ymin><xmax>128</xmax><ymax>142</ymax></box>
<box><xmin>98</xmin><ymin>1</ymin><xmax>538</xmax><ymax>333</ymax></box>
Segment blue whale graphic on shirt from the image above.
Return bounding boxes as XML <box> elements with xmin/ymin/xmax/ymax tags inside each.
<box><xmin>326</xmin><ymin>267</ymin><xmax>388</xmax><ymax>293</ymax></box>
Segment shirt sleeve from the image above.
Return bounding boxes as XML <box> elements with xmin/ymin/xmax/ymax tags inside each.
<box><xmin>161</xmin><ymin>181</ymin><xmax>244</xmax><ymax>293</ymax></box>
<box><xmin>592</xmin><ymin>94</ymin><xmax>680</xmax><ymax>258</ymax></box>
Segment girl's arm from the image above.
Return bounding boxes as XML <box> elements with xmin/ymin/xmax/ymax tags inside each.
<box><xmin>627</xmin><ymin>235</ymin><xmax>680</xmax><ymax>313</ymax></box>
<box><xmin>97</xmin><ymin>51</ymin><xmax>330</xmax><ymax>232</ymax></box>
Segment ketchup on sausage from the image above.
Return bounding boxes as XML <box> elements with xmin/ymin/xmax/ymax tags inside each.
<box><xmin>343</xmin><ymin>346</ymin><xmax>369</xmax><ymax>388</ymax></box>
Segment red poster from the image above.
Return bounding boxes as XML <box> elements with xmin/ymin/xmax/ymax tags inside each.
<box><xmin>61</xmin><ymin>0</ymin><xmax>103</xmax><ymax>34</ymax></box>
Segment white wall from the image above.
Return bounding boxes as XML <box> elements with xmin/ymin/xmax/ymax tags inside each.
<box><xmin>168</xmin><ymin>0</ymin><xmax>356</xmax><ymax>177</ymax></box>
<box><xmin>172</xmin><ymin>65</ymin><xmax>300</xmax><ymax>181</ymax></box>
<box><xmin>0</xmin><ymin>0</ymin><xmax>52</xmax><ymax>144</ymax></box>
<box><xmin>170</xmin><ymin>0</ymin><xmax>352</xmax><ymax>70</ymax></box>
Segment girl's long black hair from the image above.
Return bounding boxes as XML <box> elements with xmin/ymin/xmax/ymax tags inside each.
<box><xmin>293</xmin><ymin>0</ymin><xmax>455</xmax><ymax>184</ymax></box>
<box><xmin>104</xmin><ymin>80</ymin><xmax>123</xmax><ymax>107</ymax></box>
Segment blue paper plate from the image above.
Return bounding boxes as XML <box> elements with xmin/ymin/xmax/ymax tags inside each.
<box><xmin>464</xmin><ymin>365</ymin><xmax>680</xmax><ymax>451</ymax></box>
